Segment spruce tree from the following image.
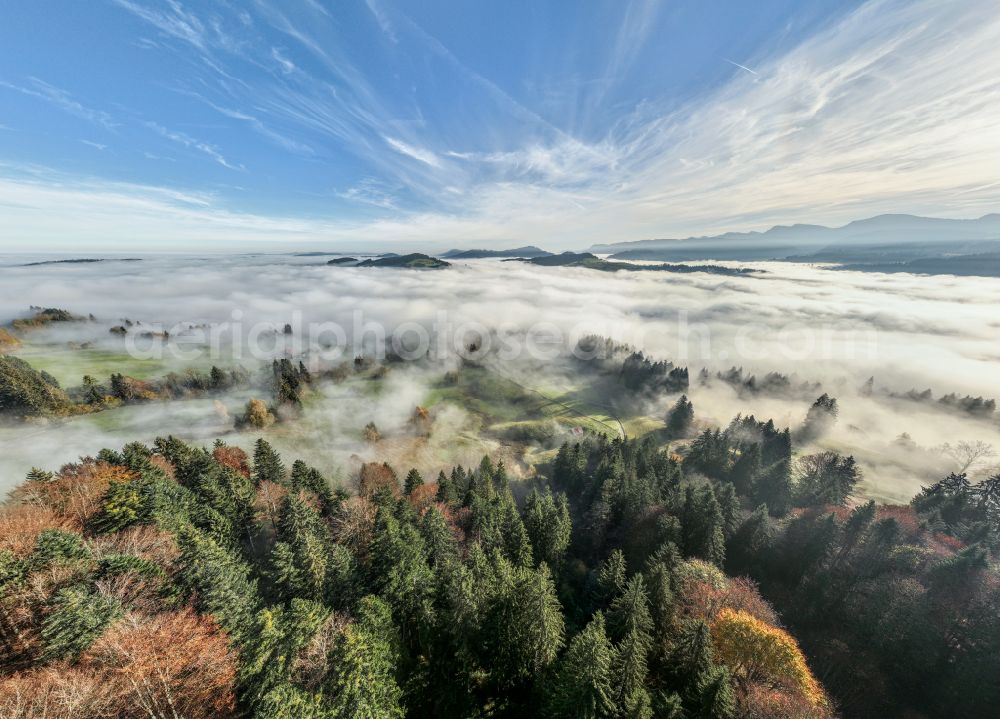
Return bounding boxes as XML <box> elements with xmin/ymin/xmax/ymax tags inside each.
<box><xmin>324</xmin><ymin>596</ymin><xmax>405</xmax><ymax>719</ymax></box>
<box><xmin>681</xmin><ymin>486</ymin><xmax>725</xmax><ymax>566</ymax></box>
<box><xmin>524</xmin><ymin>489</ymin><xmax>573</xmax><ymax>571</ymax></box>
<box><xmin>41</xmin><ymin>587</ymin><xmax>122</xmax><ymax>660</ymax></box>
<box><xmin>177</xmin><ymin>527</ymin><xmax>261</xmax><ymax>642</ymax></box>
<box><xmin>609</xmin><ymin>575</ymin><xmax>654</xmax><ymax>719</ymax></box>
<box><xmin>253</xmin><ymin>438</ymin><xmax>285</xmax><ymax>486</ymax></box>
<box><xmin>665</xmin><ymin>395</ymin><xmax>694</xmax><ymax>439</ymax></box>
<box><xmin>404</xmin><ymin>468</ymin><xmax>424</xmax><ymax>496</ymax></box>
<box><xmin>594</xmin><ymin>549</ymin><xmax>627</xmax><ymax>607</ymax></box>
<box><xmin>270</xmin><ymin>492</ymin><xmax>330</xmax><ymax>601</ymax></box>
<box><xmin>545</xmin><ymin>612</ymin><xmax>616</xmax><ymax>719</ymax></box>
<box><xmin>421</xmin><ymin>505</ymin><xmax>457</xmax><ymax>566</ymax></box>
<box><xmin>512</xmin><ymin>563</ymin><xmax>566</xmax><ymax>678</ymax></box>
<box><xmin>436</xmin><ymin>470</ymin><xmax>458</xmax><ymax>505</ymax></box>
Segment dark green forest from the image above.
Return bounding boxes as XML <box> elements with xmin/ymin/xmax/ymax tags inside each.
<box><xmin>2</xmin><ymin>396</ymin><xmax>998</xmax><ymax>718</ymax></box>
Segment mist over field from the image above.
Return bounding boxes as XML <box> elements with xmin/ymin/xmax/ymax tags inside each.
<box><xmin>2</xmin><ymin>254</ymin><xmax>997</xmax><ymax>501</ymax></box>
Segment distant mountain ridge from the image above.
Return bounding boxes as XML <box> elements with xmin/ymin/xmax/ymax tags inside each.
<box><xmin>441</xmin><ymin>245</ymin><xmax>551</xmax><ymax>259</ymax></box>
<box><xmin>355</xmin><ymin>253</ymin><xmax>450</xmax><ymax>268</ymax></box>
<box><xmin>588</xmin><ymin>214</ymin><xmax>1000</xmax><ymax>260</ymax></box>
<box><xmin>516</xmin><ymin>251</ymin><xmax>759</xmax><ymax>277</ymax></box>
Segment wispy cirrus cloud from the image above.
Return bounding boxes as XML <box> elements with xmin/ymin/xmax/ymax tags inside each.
<box><xmin>271</xmin><ymin>47</ymin><xmax>296</xmax><ymax>74</ymax></box>
<box><xmin>3</xmin><ymin>0</ymin><xmax>1000</xmax><ymax>250</ymax></box>
<box><xmin>145</xmin><ymin>121</ymin><xmax>243</xmax><ymax>170</ymax></box>
<box><xmin>383</xmin><ymin>136</ymin><xmax>441</xmax><ymax>167</ymax></box>
<box><xmin>364</xmin><ymin>0</ymin><xmax>398</xmax><ymax>44</ymax></box>
<box><xmin>336</xmin><ymin>177</ymin><xmax>400</xmax><ymax>209</ymax></box>
<box><xmin>111</xmin><ymin>0</ymin><xmax>211</xmax><ymax>51</ymax></box>
<box><xmin>0</xmin><ymin>77</ymin><xmax>117</xmax><ymax>129</ymax></box>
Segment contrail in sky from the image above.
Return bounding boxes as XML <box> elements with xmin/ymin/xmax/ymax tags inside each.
<box><xmin>723</xmin><ymin>58</ymin><xmax>758</xmax><ymax>75</ymax></box>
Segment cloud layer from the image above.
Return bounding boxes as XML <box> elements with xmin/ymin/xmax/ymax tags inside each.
<box><xmin>1</xmin><ymin>256</ymin><xmax>998</xmax><ymax>501</ymax></box>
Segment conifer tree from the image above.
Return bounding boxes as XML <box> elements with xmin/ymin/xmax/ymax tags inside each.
<box><xmin>253</xmin><ymin>438</ymin><xmax>285</xmax><ymax>486</ymax></box>
<box><xmin>726</xmin><ymin>504</ymin><xmax>772</xmax><ymax>575</ymax></box>
<box><xmin>290</xmin><ymin>459</ymin><xmax>336</xmax><ymax>513</ymax></box>
<box><xmin>324</xmin><ymin>596</ymin><xmax>405</xmax><ymax>719</ymax></box>
<box><xmin>436</xmin><ymin>469</ymin><xmax>458</xmax><ymax>505</ymax></box>
<box><xmin>421</xmin><ymin>504</ymin><xmax>457</xmax><ymax>566</ymax></box>
<box><xmin>728</xmin><ymin>442</ymin><xmax>761</xmax><ymax>496</ymax></box>
<box><xmin>270</xmin><ymin>492</ymin><xmax>330</xmax><ymax>602</ymax></box>
<box><xmin>695</xmin><ymin>666</ymin><xmax>735</xmax><ymax>718</ymax></box>
<box><xmin>524</xmin><ymin>488</ymin><xmax>573</xmax><ymax>571</ymax></box>
<box><xmin>240</xmin><ymin>598</ymin><xmax>329</xmax><ymax>709</ymax></box>
<box><xmin>681</xmin><ymin>485</ymin><xmax>726</xmax><ymax>566</ymax></box>
<box><xmin>512</xmin><ymin>563</ymin><xmax>566</xmax><ymax>678</ymax></box>
<box><xmin>665</xmin><ymin>395</ymin><xmax>695</xmax><ymax>439</ymax></box>
<box><xmin>404</xmin><ymin>467</ymin><xmax>424</xmax><ymax>496</ymax></box>
<box><xmin>594</xmin><ymin>549</ymin><xmax>627</xmax><ymax>607</ymax></box>
<box><xmin>41</xmin><ymin>587</ymin><xmax>122</xmax><ymax>660</ymax></box>
<box><xmin>177</xmin><ymin>527</ymin><xmax>261</xmax><ymax>642</ymax></box>
<box><xmin>545</xmin><ymin>613</ymin><xmax>616</xmax><ymax>719</ymax></box>
<box><xmin>608</xmin><ymin>575</ymin><xmax>654</xmax><ymax>719</ymax></box>
<box><xmin>493</xmin><ymin>459</ymin><xmax>510</xmax><ymax>493</ymax></box>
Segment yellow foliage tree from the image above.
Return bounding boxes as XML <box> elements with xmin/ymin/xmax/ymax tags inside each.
<box><xmin>0</xmin><ymin>328</ymin><xmax>21</xmax><ymax>352</ymax></box>
<box><xmin>241</xmin><ymin>398</ymin><xmax>275</xmax><ymax>429</ymax></box>
<box><xmin>710</xmin><ymin>608</ymin><xmax>827</xmax><ymax>709</ymax></box>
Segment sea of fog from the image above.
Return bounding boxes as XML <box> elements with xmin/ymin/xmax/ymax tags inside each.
<box><xmin>1</xmin><ymin>253</ymin><xmax>998</xmax><ymax>502</ymax></box>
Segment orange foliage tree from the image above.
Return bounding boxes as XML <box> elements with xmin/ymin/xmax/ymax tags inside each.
<box><xmin>213</xmin><ymin>445</ymin><xmax>251</xmax><ymax>478</ymax></box>
<box><xmin>0</xmin><ymin>608</ymin><xmax>237</xmax><ymax>719</ymax></box>
<box><xmin>710</xmin><ymin>608</ymin><xmax>827</xmax><ymax>709</ymax></box>
<box><xmin>0</xmin><ymin>505</ymin><xmax>70</xmax><ymax>555</ymax></box>
<box><xmin>11</xmin><ymin>461</ymin><xmax>137</xmax><ymax>532</ymax></box>
<box><xmin>357</xmin><ymin>462</ymin><xmax>398</xmax><ymax>497</ymax></box>
<box><xmin>83</xmin><ymin>609</ymin><xmax>237</xmax><ymax>718</ymax></box>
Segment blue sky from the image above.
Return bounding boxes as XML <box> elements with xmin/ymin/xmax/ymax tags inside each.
<box><xmin>1</xmin><ymin>0</ymin><xmax>999</xmax><ymax>251</ymax></box>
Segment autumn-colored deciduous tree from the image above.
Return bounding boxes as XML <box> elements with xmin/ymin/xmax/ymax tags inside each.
<box><xmin>240</xmin><ymin>398</ymin><xmax>275</xmax><ymax>429</ymax></box>
<box><xmin>213</xmin><ymin>444</ymin><xmax>251</xmax><ymax>477</ymax></box>
<box><xmin>0</xmin><ymin>504</ymin><xmax>69</xmax><ymax>555</ymax></box>
<box><xmin>740</xmin><ymin>682</ymin><xmax>834</xmax><ymax>719</ymax></box>
<box><xmin>678</xmin><ymin>575</ymin><xmax>779</xmax><ymax>627</ymax></box>
<box><xmin>407</xmin><ymin>483</ymin><xmax>438</xmax><ymax>514</ymax></box>
<box><xmin>0</xmin><ymin>609</ymin><xmax>237</xmax><ymax>719</ymax></box>
<box><xmin>710</xmin><ymin>608</ymin><xmax>826</xmax><ymax>709</ymax></box>
<box><xmin>358</xmin><ymin>462</ymin><xmax>398</xmax><ymax>497</ymax></box>
<box><xmin>363</xmin><ymin>421</ymin><xmax>381</xmax><ymax>443</ymax></box>
<box><xmin>10</xmin><ymin>461</ymin><xmax>137</xmax><ymax>532</ymax></box>
<box><xmin>83</xmin><ymin>609</ymin><xmax>237</xmax><ymax>718</ymax></box>
<box><xmin>331</xmin><ymin>496</ymin><xmax>378</xmax><ymax>560</ymax></box>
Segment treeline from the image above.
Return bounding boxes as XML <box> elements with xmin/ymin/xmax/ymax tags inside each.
<box><xmin>3</xmin><ymin>428</ymin><xmax>836</xmax><ymax>719</ymax></box>
<box><xmin>620</xmin><ymin>352</ymin><xmax>689</xmax><ymax>394</ymax></box>
<box><xmin>888</xmin><ymin>386</ymin><xmax>997</xmax><ymax>419</ymax></box>
<box><xmin>707</xmin><ymin>367</ymin><xmax>821</xmax><ymax>399</ymax></box>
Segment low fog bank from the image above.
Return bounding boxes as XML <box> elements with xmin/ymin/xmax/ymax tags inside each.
<box><xmin>2</xmin><ymin>254</ymin><xmax>998</xmax><ymax>499</ymax></box>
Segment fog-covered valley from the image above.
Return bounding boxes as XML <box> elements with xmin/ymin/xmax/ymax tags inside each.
<box><xmin>2</xmin><ymin>254</ymin><xmax>997</xmax><ymax>502</ymax></box>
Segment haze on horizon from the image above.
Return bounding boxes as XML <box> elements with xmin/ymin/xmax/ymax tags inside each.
<box><xmin>2</xmin><ymin>0</ymin><xmax>1000</xmax><ymax>252</ymax></box>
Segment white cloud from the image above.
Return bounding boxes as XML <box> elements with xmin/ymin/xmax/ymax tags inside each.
<box><xmin>145</xmin><ymin>121</ymin><xmax>243</xmax><ymax>170</ymax></box>
<box><xmin>365</xmin><ymin>0</ymin><xmax>398</xmax><ymax>44</ymax></box>
<box><xmin>384</xmin><ymin>136</ymin><xmax>441</xmax><ymax>168</ymax></box>
<box><xmin>111</xmin><ymin>0</ymin><xmax>209</xmax><ymax>51</ymax></box>
<box><xmin>0</xmin><ymin>78</ymin><xmax>117</xmax><ymax>129</ymax></box>
<box><xmin>271</xmin><ymin>47</ymin><xmax>296</xmax><ymax>74</ymax></box>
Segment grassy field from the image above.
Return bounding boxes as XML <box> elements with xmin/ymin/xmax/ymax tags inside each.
<box><xmin>12</xmin><ymin>344</ymin><xmax>220</xmax><ymax>386</ymax></box>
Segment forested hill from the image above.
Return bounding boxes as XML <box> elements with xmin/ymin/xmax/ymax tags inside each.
<box><xmin>1</xmin><ymin>415</ymin><xmax>998</xmax><ymax>717</ymax></box>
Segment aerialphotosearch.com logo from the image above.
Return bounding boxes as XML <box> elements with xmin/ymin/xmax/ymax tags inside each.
<box><xmin>122</xmin><ymin>309</ymin><xmax>880</xmax><ymax>367</ymax></box>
